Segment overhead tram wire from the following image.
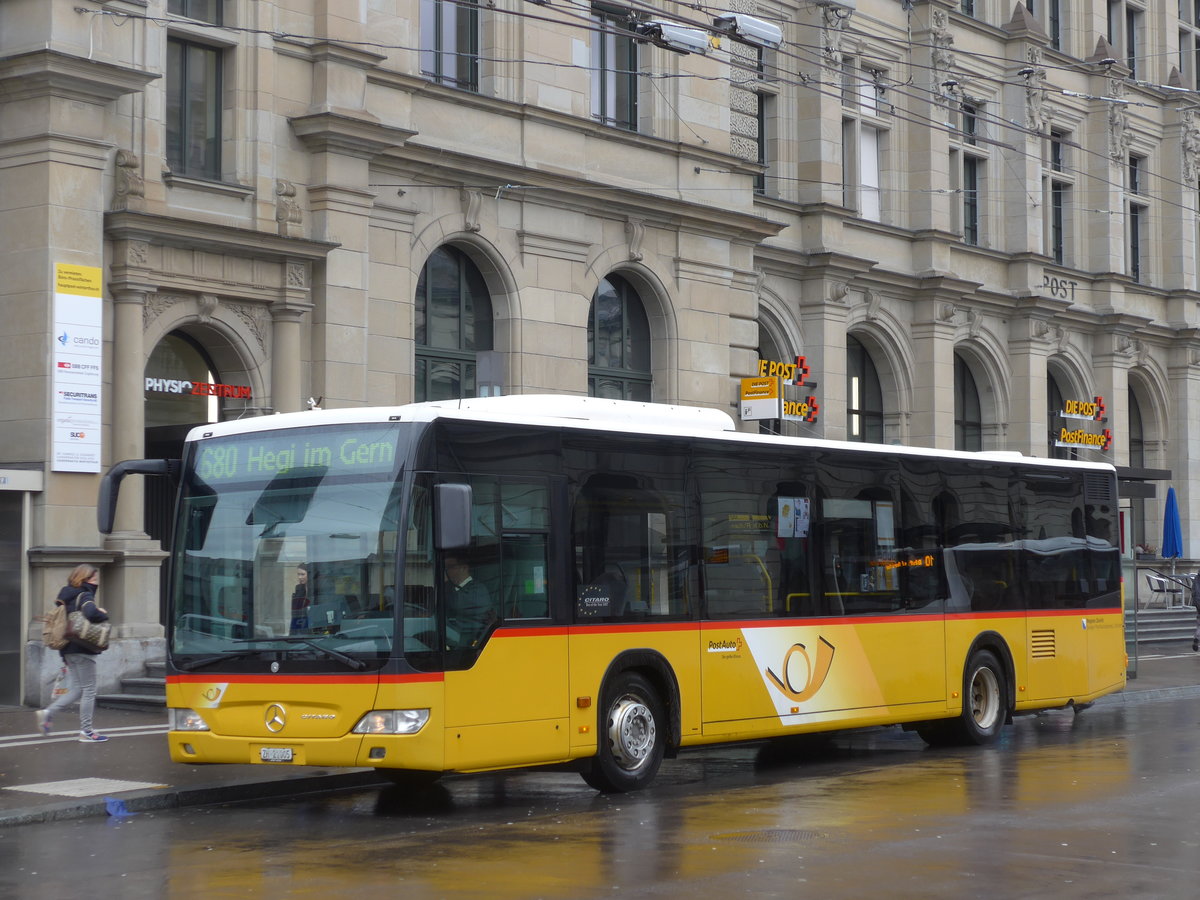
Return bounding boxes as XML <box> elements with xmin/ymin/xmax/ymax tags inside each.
<box><xmin>77</xmin><ymin>4</ymin><xmax>1200</xmax><ymax>221</ymax></box>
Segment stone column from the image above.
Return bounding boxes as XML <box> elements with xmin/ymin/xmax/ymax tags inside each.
<box><xmin>909</xmin><ymin>288</ymin><xmax>964</xmax><ymax>450</ymax></box>
<box><xmin>270</xmin><ymin>261</ymin><xmax>314</xmax><ymax>414</ymax></box>
<box><xmin>109</xmin><ymin>284</ymin><xmax>151</xmax><ymax>533</ymax></box>
<box><xmin>105</xmin><ymin>281</ymin><xmax>166</xmax><ymax>639</ymax></box>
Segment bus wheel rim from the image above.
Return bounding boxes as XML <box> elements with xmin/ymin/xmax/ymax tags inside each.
<box><xmin>969</xmin><ymin>666</ymin><xmax>1000</xmax><ymax>729</ymax></box>
<box><xmin>608</xmin><ymin>695</ymin><xmax>656</xmax><ymax>772</ymax></box>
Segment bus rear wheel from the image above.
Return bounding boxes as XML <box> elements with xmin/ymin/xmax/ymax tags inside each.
<box><xmin>920</xmin><ymin>649</ymin><xmax>1006</xmax><ymax>746</ymax></box>
<box><xmin>581</xmin><ymin>672</ymin><xmax>665</xmax><ymax>793</ymax></box>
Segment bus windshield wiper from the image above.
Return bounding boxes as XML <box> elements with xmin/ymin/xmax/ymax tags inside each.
<box><xmin>176</xmin><ymin>647</ymin><xmax>270</xmax><ymax>671</ymax></box>
<box><xmin>231</xmin><ymin>635</ymin><xmax>368</xmax><ymax>670</ymax></box>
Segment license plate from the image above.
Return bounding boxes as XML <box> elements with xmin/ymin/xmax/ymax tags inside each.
<box><xmin>259</xmin><ymin>747</ymin><xmax>294</xmax><ymax>763</ymax></box>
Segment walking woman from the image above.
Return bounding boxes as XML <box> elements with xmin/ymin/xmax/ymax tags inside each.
<box><xmin>37</xmin><ymin>564</ymin><xmax>110</xmax><ymax>742</ymax></box>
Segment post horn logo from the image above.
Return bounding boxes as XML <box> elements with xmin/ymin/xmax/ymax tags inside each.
<box><xmin>265</xmin><ymin>704</ymin><xmax>287</xmax><ymax>733</ymax></box>
<box><xmin>765</xmin><ymin>637</ymin><xmax>836</xmax><ymax>702</ymax></box>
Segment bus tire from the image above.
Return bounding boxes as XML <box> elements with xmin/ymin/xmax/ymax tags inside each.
<box><xmin>581</xmin><ymin>672</ymin><xmax>665</xmax><ymax>793</ymax></box>
<box><xmin>944</xmin><ymin>648</ymin><xmax>1006</xmax><ymax>746</ymax></box>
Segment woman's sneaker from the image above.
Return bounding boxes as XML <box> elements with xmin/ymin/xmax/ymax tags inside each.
<box><xmin>79</xmin><ymin>730</ymin><xmax>109</xmax><ymax>743</ymax></box>
<box><xmin>35</xmin><ymin>710</ymin><xmax>52</xmax><ymax>736</ymax></box>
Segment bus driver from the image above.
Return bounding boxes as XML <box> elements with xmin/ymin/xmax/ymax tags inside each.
<box><xmin>444</xmin><ymin>555</ymin><xmax>494</xmax><ymax>647</ymax></box>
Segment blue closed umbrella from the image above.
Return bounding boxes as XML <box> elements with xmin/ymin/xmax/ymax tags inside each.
<box><xmin>1162</xmin><ymin>486</ymin><xmax>1183</xmax><ymax>573</ymax></box>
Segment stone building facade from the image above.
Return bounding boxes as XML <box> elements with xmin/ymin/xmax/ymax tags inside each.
<box><xmin>1</xmin><ymin>0</ymin><xmax>1195</xmax><ymax>704</ymax></box>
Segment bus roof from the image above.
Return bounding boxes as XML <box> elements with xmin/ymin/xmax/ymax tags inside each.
<box><xmin>186</xmin><ymin>395</ymin><xmax>1115</xmax><ymax>474</ymax></box>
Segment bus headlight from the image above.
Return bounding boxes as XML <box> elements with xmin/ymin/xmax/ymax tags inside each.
<box><xmin>352</xmin><ymin>709</ymin><xmax>430</xmax><ymax>734</ymax></box>
<box><xmin>169</xmin><ymin>708</ymin><xmax>210</xmax><ymax>731</ymax></box>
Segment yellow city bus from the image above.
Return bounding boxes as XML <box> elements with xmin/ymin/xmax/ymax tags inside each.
<box><xmin>99</xmin><ymin>395</ymin><xmax>1126</xmax><ymax>792</ymax></box>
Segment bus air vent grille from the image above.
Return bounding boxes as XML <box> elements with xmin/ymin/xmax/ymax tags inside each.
<box><xmin>1031</xmin><ymin>629</ymin><xmax>1057</xmax><ymax>658</ymax></box>
<box><xmin>1083</xmin><ymin>473</ymin><xmax>1115</xmax><ymax>504</ymax></box>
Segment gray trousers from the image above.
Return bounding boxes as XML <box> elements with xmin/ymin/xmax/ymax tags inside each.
<box><xmin>45</xmin><ymin>653</ymin><xmax>98</xmax><ymax>733</ymax></box>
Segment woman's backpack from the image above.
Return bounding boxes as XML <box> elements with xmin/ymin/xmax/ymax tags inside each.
<box><xmin>40</xmin><ymin>602</ymin><xmax>70</xmax><ymax>650</ymax></box>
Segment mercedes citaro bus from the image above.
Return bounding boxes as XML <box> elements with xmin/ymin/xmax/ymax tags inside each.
<box><xmin>99</xmin><ymin>395</ymin><xmax>1125</xmax><ymax>791</ymax></box>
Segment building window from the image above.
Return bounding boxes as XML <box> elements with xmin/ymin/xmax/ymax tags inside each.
<box><xmin>589</xmin><ymin>274</ymin><xmax>651</xmax><ymax>401</ymax></box>
<box><xmin>847</xmin><ymin>335</ymin><xmax>883</xmax><ymax>443</ymax></box>
<box><xmin>168</xmin><ymin>0</ymin><xmax>221</xmax><ymax>24</ymax></box>
<box><xmin>591</xmin><ymin>6</ymin><xmax>639</xmax><ymax>131</ymax></box>
<box><xmin>1182</xmin><ymin>2</ymin><xmax>1200</xmax><ymax>90</ymax></box>
<box><xmin>963</xmin><ymin>157</ymin><xmax>981</xmax><ymax>245</ymax></box>
<box><xmin>954</xmin><ymin>354</ymin><xmax>982</xmax><ymax>452</ymax></box>
<box><xmin>1026</xmin><ymin>1</ymin><xmax>1063</xmax><ymax>52</ymax></box>
<box><xmin>1047</xmin><ymin>373</ymin><xmax>1077</xmax><ymax>461</ymax></box>
<box><xmin>961</xmin><ymin>0</ymin><xmax>976</xmax><ymax>16</ymax></box>
<box><xmin>420</xmin><ymin>0</ymin><xmax>479</xmax><ymax>91</ymax></box>
<box><xmin>841</xmin><ymin>60</ymin><xmax>888</xmax><ymax>222</ymax></box>
<box><xmin>1044</xmin><ymin>130</ymin><xmax>1073</xmax><ymax>265</ymax></box>
<box><xmin>166</xmin><ymin>38</ymin><xmax>222</xmax><ymax>180</ymax></box>
<box><xmin>1128</xmin><ymin>153</ymin><xmax>1148</xmax><ymax>282</ymax></box>
<box><xmin>1109</xmin><ymin>1</ymin><xmax>1144</xmax><ymax>76</ymax></box>
<box><xmin>415</xmin><ymin>246</ymin><xmax>494</xmax><ymax>402</ymax></box>
<box><xmin>952</xmin><ymin>101</ymin><xmax>987</xmax><ymax>246</ymax></box>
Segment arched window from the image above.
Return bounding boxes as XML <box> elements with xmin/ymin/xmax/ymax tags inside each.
<box><xmin>1128</xmin><ymin>388</ymin><xmax>1147</xmax><ymax>551</ymax></box>
<box><xmin>847</xmin><ymin>335</ymin><xmax>883</xmax><ymax>442</ymax></box>
<box><xmin>1047</xmin><ymin>372</ymin><xmax>1075</xmax><ymax>460</ymax></box>
<box><xmin>415</xmin><ymin>246</ymin><xmax>493</xmax><ymax>401</ymax></box>
<box><xmin>954</xmin><ymin>354</ymin><xmax>982</xmax><ymax>451</ymax></box>
<box><xmin>588</xmin><ymin>274</ymin><xmax>651</xmax><ymax>401</ymax></box>
<box><xmin>756</xmin><ymin>321</ymin><xmax>786</xmax><ymax>435</ymax></box>
<box><xmin>1128</xmin><ymin>389</ymin><xmax>1145</xmax><ymax>467</ymax></box>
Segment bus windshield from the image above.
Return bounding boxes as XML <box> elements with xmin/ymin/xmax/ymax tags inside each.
<box><xmin>169</xmin><ymin>421</ymin><xmax>408</xmax><ymax>670</ymax></box>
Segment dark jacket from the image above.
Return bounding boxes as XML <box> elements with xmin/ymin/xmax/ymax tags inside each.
<box><xmin>56</xmin><ymin>584</ymin><xmax>109</xmax><ymax>656</ymax></box>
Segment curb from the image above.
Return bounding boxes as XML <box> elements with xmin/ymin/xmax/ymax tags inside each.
<box><xmin>0</xmin><ymin>769</ymin><xmax>388</xmax><ymax>829</ymax></box>
<box><xmin>1093</xmin><ymin>683</ymin><xmax>1200</xmax><ymax>706</ymax></box>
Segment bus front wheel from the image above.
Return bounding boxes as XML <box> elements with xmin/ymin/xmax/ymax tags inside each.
<box><xmin>582</xmin><ymin>672</ymin><xmax>665</xmax><ymax>793</ymax></box>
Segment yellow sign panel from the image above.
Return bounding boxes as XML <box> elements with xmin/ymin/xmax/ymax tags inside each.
<box><xmin>739</xmin><ymin>377</ymin><xmax>783</xmax><ymax>421</ymax></box>
<box><xmin>55</xmin><ymin>263</ymin><xmax>102</xmax><ymax>298</ymax></box>
<box><xmin>740</xmin><ymin>377</ymin><xmax>780</xmax><ymax>400</ymax></box>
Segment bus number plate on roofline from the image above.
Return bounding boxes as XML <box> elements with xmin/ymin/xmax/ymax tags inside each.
<box><xmin>260</xmin><ymin>747</ymin><xmax>294</xmax><ymax>763</ymax></box>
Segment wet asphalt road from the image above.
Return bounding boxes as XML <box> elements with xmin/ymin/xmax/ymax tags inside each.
<box><xmin>4</xmin><ymin>697</ymin><xmax>1200</xmax><ymax>899</ymax></box>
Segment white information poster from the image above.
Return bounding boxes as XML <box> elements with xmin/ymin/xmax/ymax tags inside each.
<box><xmin>52</xmin><ymin>263</ymin><xmax>103</xmax><ymax>473</ymax></box>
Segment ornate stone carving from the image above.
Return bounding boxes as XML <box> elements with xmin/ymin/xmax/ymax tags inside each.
<box><xmin>1023</xmin><ymin>48</ymin><xmax>1049</xmax><ymax>132</ymax></box>
<box><xmin>143</xmin><ymin>293</ymin><xmax>179</xmax><ymax>329</ymax></box>
<box><xmin>228</xmin><ymin>301</ymin><xmax>269</xmax><ymax>353</ymax></box>
<box><xmin>113</xmin><ymin>150</ymin><xmax>145</xmax><ymax>211</ymax></box>
<box><xmin>461</xmin><ymin>188</ymin><xmax>482</xmax><ymax>233</ymax></box>
<box><xmin>863</xmin><ymin>289</ymin><xmax>882</xmax><ymax>322</ymax></box>
<box><xmin>625</xmin><ymin>217</ymin><xmax>645</xmax><ymax>262</ymax></box>
<box><xmin>1107</xmin><ymin>79</ymin><xmax>1133</xmax><ymax>164</ymax></box>
<box><xmin>1182</xmin><ymin>109</ymin><xmax>1200</xmax><ymax>185</ymax></box>
<box><xmin>127</xmin><ymin>241</ymin><xmax>149</xmax><ymax>267</ymax></box>
<box><xmin>967</xmin><ymin>308</ymin><xmax>982</xmax><ymax>339</ymax></box>
<box><xmin>275</xmin><ymin>180</ymin><xmax>303</xmax><ymax>236</ymax></box>
<box><xmin>197</xmin><ymin>293</ymin><xmax>219</xmax><ymax>324</ymax></box>
<box><xmin>823</xmin><ymin>4</ymin><xmax>853</xmax><ymax>66</ymax></box>
<box><xmin>286</xmin><ymin>262</ymin><xmax>307</xmax><ymax>288</ymax></box>
<box><xmin>931</xmin><ymin>10</ymin><xmax>956</xmax><ymax>78</ymax></box>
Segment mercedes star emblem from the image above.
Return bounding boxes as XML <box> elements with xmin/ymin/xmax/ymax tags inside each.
<box><xmin>265</xmin><ymin>704</ymin><xmax>286</xmax><ymax>733</ymax></box>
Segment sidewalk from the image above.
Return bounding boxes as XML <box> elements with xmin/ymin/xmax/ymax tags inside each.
<box><xmin>3</xmin><ymin>644</ymin><xmax>1199</xmax><ymax>828</ymax></box>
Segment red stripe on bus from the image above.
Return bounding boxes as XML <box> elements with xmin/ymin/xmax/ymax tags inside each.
<box><xmin>492</xmin><ymin>627</ymin><xmax>570</xmax><ymax>638</ymax></box>
<box><xmin>568</xmin><ymin>622</ymin><xmax>700</xmax><ymax>636</ymax></box>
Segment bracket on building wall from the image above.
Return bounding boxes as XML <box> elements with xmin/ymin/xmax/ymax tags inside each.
<box><xmin>625</xmin><ymin>217</ymin><xmax>645</xmax><ymax>262</ymax></box>
<box><xmin>462</xmin><ymin>189</ymin><xmax>482</xmax><ymax>233</ymax></box>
